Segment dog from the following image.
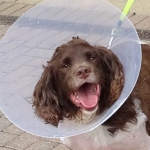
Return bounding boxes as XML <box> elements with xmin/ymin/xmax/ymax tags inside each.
<box><xmin>33</xmin><ymin>37</ymin><xmax>150</xmax><ymax>150</ymax></box>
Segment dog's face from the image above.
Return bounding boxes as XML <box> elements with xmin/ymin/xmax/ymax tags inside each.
<box><xmin>53</xmin><ymin>40</ymin><xmax>103</xmax><ymax>112</ymax></box>
<box><xmin>33</xmin><ymin>37</ymin><xmax>124</xmax><ymax>126</ymax></box>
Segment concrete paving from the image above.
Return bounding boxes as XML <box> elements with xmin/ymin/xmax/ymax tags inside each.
<box><xmin>107</xmin><ymin>0</ymin><xmax>150</xmax><ymax>16</ymax></box>
<box><xmin>0</xmin><ymin>0</ymin><xmax>150</xmax><ymax>150</ymax></box>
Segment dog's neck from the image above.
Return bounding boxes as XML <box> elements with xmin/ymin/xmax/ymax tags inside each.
<box><xmin>77</xmin><ymin>106</ymin><xmax>98</xmax><ymax>124</ymax></box>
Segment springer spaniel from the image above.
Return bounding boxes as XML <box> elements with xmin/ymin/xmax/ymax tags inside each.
<box><xmin>33</xmin><ymin>37</ymin><xmax>150</xmax><ymax>150</ymax></box>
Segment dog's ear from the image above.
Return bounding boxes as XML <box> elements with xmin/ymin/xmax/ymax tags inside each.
<box><xmin>33</xmin><ymin>63</ymin><xmax>62</xmax><ymax>126</ymax></box>
<box><xmin>108</xmin><ymin>52</ymin><xmax>124</xmax><ymax>103</ymax></box>
<box><xmin>96</xmin><ymin>46</ymin><xmax>124</xmax><ymax>104</ymax></box>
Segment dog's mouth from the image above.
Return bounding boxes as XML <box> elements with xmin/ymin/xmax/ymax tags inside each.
<box><xmin>70</xmin><ymin>83</ymin><xmax>101</xmax><ymax>111</ymax></box>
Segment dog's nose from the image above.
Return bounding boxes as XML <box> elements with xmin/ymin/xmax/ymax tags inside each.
<box><xmin>76</xmin><ymin>66</ymin><xmax>91</xmax><ymax>79</ymax></box>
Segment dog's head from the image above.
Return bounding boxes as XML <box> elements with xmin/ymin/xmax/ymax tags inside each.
<box><xmin>33</xmin><ymin>37</ymin><xmax>124</xmax><ymax>126</ymax></box>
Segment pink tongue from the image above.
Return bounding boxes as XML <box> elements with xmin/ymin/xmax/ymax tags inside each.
<box><xmin>77</xmin><ymin>84</ymin><xmax>98</xmax><ymax>108</ymax></box>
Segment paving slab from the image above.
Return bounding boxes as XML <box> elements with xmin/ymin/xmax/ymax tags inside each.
<box><xmin>0</xmin><ymin>0</ymin><xmax>45</xmax><ymax>5</ymax></box>
<box><xmin>0</xmin><ymin>118</ymin><xmax>11</xmax><ymax>131</ymax></box>
<box><xmin>0</xmin><ymin>15</ymin><xmax>18</xmax><ymax>25</ymax></box>
<box><xmin>129</xmin><ymin>14</ymin><xmax>149</xmax><ymax>26</ymax></box>
<box><xmin>1</xmin><ymin>115</ymin><xmax>7</xmax><ymax>119</ymax></box>
<box><xmin>135</xmin><ymin>16</ymin><xmax>150</xmax><ymax>30</ymax></box>
<box><xmin>3</xmin><ymin>124</ymin><xmax>24</xmax><ymax>135</ymax></box>
<box><xmin>26</xmin><ymin>139</ymin><xmax>58</xmax><ymax>150</ymax></box>
<box><xmin>52</xmin><ymin>144</ymin><xmax>71</xmax><ymax>150</ymax></box>
<box><xmin>0</xmin><ymin>3</ymin><xmax>26</xmax><ymax>16</ymax></box>
<box><xmin>5</xmin><ymin>132</ymin><xmax>39</xmax><ymax>150</ymax></box>
<box><xmin>40</xmin><ymin>137</ymin><xmax>62</xmax><ymax>143</ymax></box>
<box><xmin>0</xmin><ymin>147</ymin><xmax>13</xmax><ymax>150</ymax></box>
<box><xmin>0</xmin><ymin>2</ymin><xmax>14</xmax><ymax>12</ymax></box>
<box><xmin>16</xmin><ymin>0</ymin><xmax>42</xmax><ymax>5</ymax></box>
<box><xmin>0</xmin><ymin>132</ymin><xmax>17</xmax><ymax>147</ymax></box>
<box><xmin>0</xmin><ymin>0</ymin><xmax>15</xmax><ymax>3</ymax></box>
<box><xmin>11</xmin><ymin>5</ymin><xmax>33</xmax><ymax>16</ymax></box>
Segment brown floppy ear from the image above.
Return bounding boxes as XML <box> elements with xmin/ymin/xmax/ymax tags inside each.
<box><xmin>33</xmin><ymin>63</ymin><xmax>62</xmax><ymax>126</ymax></box>
<box><xmin>108</xmin><ymin>52</ymin><xmax>124</xmax><ymax>103</ymax></box>
<box><xmin>96</xmin><ymin>46</ymin><xmax>124</xmax><ymax>104</ymax></box>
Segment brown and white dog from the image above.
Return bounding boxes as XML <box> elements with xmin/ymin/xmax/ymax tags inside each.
<box><xmin>33</xmin><ymin>37</ymin><xmax>150</xmax><ymax>150</ymax></box>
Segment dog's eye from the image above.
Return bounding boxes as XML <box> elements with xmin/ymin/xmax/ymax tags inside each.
<box><xmin>85</xmin><ymin>51</ymin><xmax>96</xmax><ymax>61</ymax></box>
<box><xmin>62</xmin><ymin>64</ymin><xmax>68</xmax><ymax>68</ymax></box>
<box><xmin>62</xmin><ymin>57</ymin><xmax>71</xmax><ymax>68</ymax></box>
<box><xmin>90</xmin><ymin>56</ymin><xmax>96</xmax><ymax>61</ymax></box>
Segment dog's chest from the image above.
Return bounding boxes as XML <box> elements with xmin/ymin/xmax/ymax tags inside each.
<box><xmin>62</xmin><ymin>123</ymin><xmax>150</xmax><ymax>150</ymax></box>
<box><xmin>61</xmin><ymin>109</ymin><xmax>150</xmax><ymax>150</ymax></box>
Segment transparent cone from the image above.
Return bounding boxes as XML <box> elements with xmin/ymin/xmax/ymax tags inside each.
<box><xmin>0</xmin><ymin>0</ymin><xmax>141</xmax><ymax>138</ymax></box>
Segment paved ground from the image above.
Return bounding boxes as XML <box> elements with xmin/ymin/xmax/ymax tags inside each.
<box><xmin>0</xmin><ymin>0</ymin><xmax>150</xmax><ymax>150</ymax></box>
<box><xmin>107</xmin><ymin>0</ymin><xmax>150</xmax><ymax>16</ymax></box>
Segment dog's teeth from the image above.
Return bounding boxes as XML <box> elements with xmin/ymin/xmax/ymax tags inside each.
<box><xmin>73</xmin><ymin>92</ymin><xmax>78</xmax><ymax>99</ymax></box>
<box><xmin>93</xmin><ymin>85</ymin><xmax>96</xmax><ymax>93</ymax></box>
<box><xmin>74</xmin><ymin>92</ymin><xmax>78</xmax><ymax>96</ymax></box>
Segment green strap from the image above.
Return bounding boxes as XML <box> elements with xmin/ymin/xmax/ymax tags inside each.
<box><xmin>106</xmin><ymin>0</ymin><xmax>135</xmax><ymax>48</ymax></box>
<box><xmin>120</xmin><ymin>0</ymin><xmax>135</xmax><ymax>21</ymax></box>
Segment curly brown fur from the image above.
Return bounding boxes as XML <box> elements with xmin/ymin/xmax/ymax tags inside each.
<box><xmin>104</xmin><ymin>44</ymin><xmax>150</xmax><ymax>135</ymax></box>
<box><xmin>33</xmin><ymin>37</ymin><xmax>150</xmax><ymax>137</ymax></box>
<box><xmin>132</xmin><ymin>44</ymin><xmax>150</xmax><ymax>135</ymax></box>
<box><xmin>33</xmin><ymin>37</ymin><xmax>124</xmax><ymax>126</ymax></box>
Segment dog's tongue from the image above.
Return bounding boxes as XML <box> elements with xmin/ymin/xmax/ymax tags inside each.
<box><xmin>71</xmin><ymin>83</ymin><xmax>99</xmax><ymax>109</ymax></box>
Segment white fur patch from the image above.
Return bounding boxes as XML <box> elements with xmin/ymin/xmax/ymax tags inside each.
<box><xmin>62</xmin><ymin>99</ymin><xmax>147</xmax><ymax>149</ymax></box>
<box><xmin>85</xmin><ymin>99</ymin><xmax>147</xmax><ymax>147</ymax></box>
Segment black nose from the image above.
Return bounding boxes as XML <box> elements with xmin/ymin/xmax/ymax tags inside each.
<box><xmin>76</xmin><ymin>66</ymin><xmax>91</xmax><ymax>79</ymax></box>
